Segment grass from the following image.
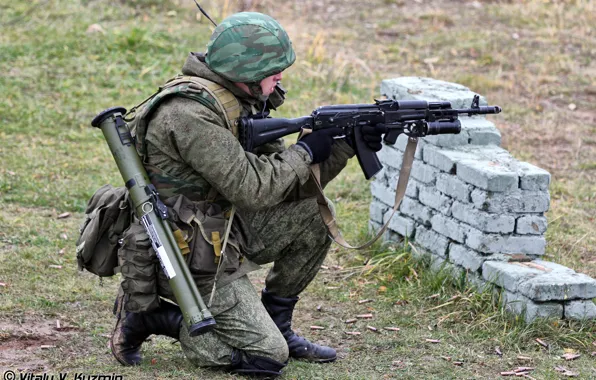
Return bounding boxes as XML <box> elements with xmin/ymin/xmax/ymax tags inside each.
<box><xmin>1</xmin><ymin>0</ymin><xmax>595</xmax><ymax>378</ymax></box>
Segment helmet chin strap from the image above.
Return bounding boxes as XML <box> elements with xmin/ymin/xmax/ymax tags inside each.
<box><xmin>247</xmin><ymin>82</ymin><xmax>269</xmax><ymax>102</ymax></box>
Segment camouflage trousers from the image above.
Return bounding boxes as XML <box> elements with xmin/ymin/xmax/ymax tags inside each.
<box><xmin>180</xmin><ymin>196</ymin><xmax>331</xmax><ymax>367</ymax></box>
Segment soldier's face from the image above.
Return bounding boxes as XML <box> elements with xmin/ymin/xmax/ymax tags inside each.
<box><xmin>259</xmin><ymin>72</ymin><xmax>283</xmax><ymax>96</ymax></box>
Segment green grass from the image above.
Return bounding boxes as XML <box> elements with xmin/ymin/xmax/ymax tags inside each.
<box><xmin>1</xmin><ymin>0</ymin><xmax>595</xmax><ymax>378</ymax></box>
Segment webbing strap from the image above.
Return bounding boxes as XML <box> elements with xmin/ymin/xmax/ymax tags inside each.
<box><xmin>165</xmin><ymin>76</ymin><xmax>241</xmax><ymax>136</ymax></box>
<box><xmin>312</xmin><ymin>137</ymin><xmax>418</xmax><ymax>250</ymax></box>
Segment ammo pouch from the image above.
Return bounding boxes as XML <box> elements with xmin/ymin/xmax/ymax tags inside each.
<box><xmin>119</xmin><ymin>194</ymin><xmax>245</xmax><ymax>312</ymax></box>
<box><xmin>161</xmin><ymin>195</ymin><xmax>244</xmax><ymax>294</ymax></box>
<box><xmin>76</xmin><ymin>184</ymin><xmax>130</xmax><ymax>277</ymax></box>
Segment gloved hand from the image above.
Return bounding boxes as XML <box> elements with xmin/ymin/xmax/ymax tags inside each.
<box><xmin>360</xmin><ymin>124</ymin><xmax>387</xmax><ymax>152</ymax></box>
<box><xmin>296</xmin><ymin>127</ymin><xmax>344</xmax><ymax>164</ymax></box>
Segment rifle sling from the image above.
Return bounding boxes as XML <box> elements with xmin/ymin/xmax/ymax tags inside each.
<box><xmin>310</xmin><ymin>137</ymin><xmax>418</xmax><ymax>250</ymax></box>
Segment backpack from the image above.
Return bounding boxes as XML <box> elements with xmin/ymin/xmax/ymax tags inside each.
<box><xmin>76</xmin><ymin>184</ymin><xmax>130</xmax><ymax>277</ymax></box>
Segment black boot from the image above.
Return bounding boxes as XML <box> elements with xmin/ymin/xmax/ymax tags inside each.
<box><xmin>229</xmin><ymin>349</ymin><xmax>286</xmax><ymax>378</ymax></box>
<box><xmin>110</xmin><ymin>296</ymin><xmax>183</xmax><ymax>366</ymax></box>
<box><xmin>261</xmin><ymin>289</ymin><xmax>337</xmax><ymax>363</ymax></box>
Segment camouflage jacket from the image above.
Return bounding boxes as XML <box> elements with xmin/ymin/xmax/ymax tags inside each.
<box><xmin>143</xmin><ymin>53</ymin><xmax>354</xmax><ymax>290</ymax></box>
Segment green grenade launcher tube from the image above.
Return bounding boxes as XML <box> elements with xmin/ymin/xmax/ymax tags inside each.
<box><xmin>91</xmin><ymin>107</ymin><xmax>215</xmax><ymax>337</ymax></box>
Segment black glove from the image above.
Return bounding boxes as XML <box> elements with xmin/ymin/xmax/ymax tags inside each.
<box><xmin>296</xmin><ymin>127</ymin><xmax>344</xmax><ymax>164</ymax></box>
<box><xmin>360</xmin><ymin>124</ymin><xmax>387</xmax><ymax>152</ymax></box>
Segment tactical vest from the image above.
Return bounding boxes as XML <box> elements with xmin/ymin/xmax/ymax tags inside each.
<box><xmin>127</xmin><ymin>75</ymin><xmax>242</xmax><ymax>201</ymax></box>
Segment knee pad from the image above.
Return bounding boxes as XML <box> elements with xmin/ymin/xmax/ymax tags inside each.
<box><xmin>229</xmin><ymin>349</ymin><xmax>287</xmax><ymax>378</ymax></box>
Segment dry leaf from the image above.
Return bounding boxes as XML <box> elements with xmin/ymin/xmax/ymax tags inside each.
<box><xmin>151</xmin><ymin>358</ymin><xmax>157</xmax><ymax>365</ymax></box>
<box><xmin>366</xmin><ymin>326</ymin><xmax>379</xmax><ymax>333</ymax></box>
<box><xmin>384</xmin><ymin>327</ymin><xmax>400</xmax><ymax>332</ymax></box>
<box><xmin>514</xmin><ymin>367</ymin><xmax>534</xmax><ymax>372</ymax></box>
<box><xmin>425</xmin><ymin>339</ymin><xmax>441</xmax><ymax>344</ymax></box>
<box><xmin>378</xmin><ymin>286</ymin><xmax>387</xmax><ymax>292</ymax></box>
<box><xmin>345</xmin><ymin>318</ymin><xmax>357</xmax><ymax>324</ymax></box>
<box><xmin>86</xmin><ymin>24</ymin><xmax>105</xmax><ymax>34</ymax></box>
<box><xmin>535</xmin><ymin>338</ymin><xmax>548</xmax><ymax>348</ymax></box>
<box><xmin>561</xmin><ymin>353</ymin><xmax>581</xmax><ymax>361</ymax></box>
<box><xmin>554</xmin><ymin>366</ymin><xmax>578</xmax><ymax>377</ymax></box>
<box><xmin>310</xmin><ymin>326</ymin><xmax>325</xmax><ymax>330</ymax></box>
<box><xmin>356</xmin><ymin>314</ymin><xmax>373</xmax><ymax>319</ymax></box>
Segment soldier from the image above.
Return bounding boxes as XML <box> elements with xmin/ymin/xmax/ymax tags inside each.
<box><xmin>109</xmin><ymin>11</ymin><xmax>384</xmax><ymax>377</ymax></box>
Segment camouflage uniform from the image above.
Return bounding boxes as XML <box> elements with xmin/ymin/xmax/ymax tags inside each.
<box><xmin>114</xmin><ymin>12</ymin><xmax>353</xmax><ymax>372</ymax></box>
<box><xmin>145</xmin><ymin>51</ymin><xmax>353</xmax><ymax>367</ymax></box>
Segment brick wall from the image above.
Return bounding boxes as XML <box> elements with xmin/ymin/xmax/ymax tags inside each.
<box><xmin>369</xmin><ymin>77</ymin><xmax>596</xmax><ymax>322</ymax></box>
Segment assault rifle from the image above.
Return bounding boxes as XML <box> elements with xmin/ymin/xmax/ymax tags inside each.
<box><xmin>239</xmin><ymin>95</ymin><xmax>501</xmax><ymax>179</ymax></box>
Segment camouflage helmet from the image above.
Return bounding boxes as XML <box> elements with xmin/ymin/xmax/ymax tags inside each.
<box><xmin>205</xmin><ymin>12</ymin><xmax>296</xmax><ymax>83</ymax></box>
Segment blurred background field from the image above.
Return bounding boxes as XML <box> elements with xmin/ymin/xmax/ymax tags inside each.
<box><xmin>0</xmin><ymin>0</ymin><xmax>594</xmax><ymax>378</ymax></box>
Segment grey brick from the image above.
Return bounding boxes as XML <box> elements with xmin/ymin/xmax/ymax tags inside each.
<box><xmin>516</xmin><ymin>215</ymin><xmax>548</xmax><ymax>235</ymax></box>
<box><xmin>370</xmin><ymin>201</ymin><xmax>387</xmax><ymax>224</ymax></box>
<box><xmin>415</xmin><ymin>227</ymin><xmax>449</xmax><ymax>257</ymax></box>
<box><xmin>471</xmin><ymin>189</ymin><xmax>550</xmax><ymax>213</ymax></box>
<box><xmin>436</xmin><ymin>174</ymin><xmax>472</xmax><ymax>203</ymax></box>
<box><xmin>381</xmin><ymin>77</ymin><xmax>489</xmax><ymax>110</ymax></box>
<box><xmin>431</xmin><ymin>213</ymin><xmax>466</xmax><ymax>243</ymax></box>
<box><xmin>422</xmin><ymin>145</ymin><xmax>477</xmax><ymax>173</ymax></box>
<box><xmin>482</xmin><ymin>261</ymin><xmax>545</xmax><ymax>293</ymax></box>
<box><xmin>466</xmin><ymin>228</ymin><xmax>546</xmax><ymax>255</ymax></box>
<box><xmin>517</xmin><ymin>162</ymin><xmax>551</xmax><ymax>191</ymax></box>
<box><xmin>387</xmin><ymin>171</ymin><xmax>420</xmax><ymax>199</ymax></box>
<box><xmin>371</xmin><ymin>182</ymin><xmax>396</xmax><ymax>207</ymax></box>
<box><xmin>377</xmin><ymin>145</ymin><xmax>403</xmax><ymax>170</ymax></box>
<box><xmin>451</xmin><ymin>201</ymin><xmax>515</xmax><ymax>233</ymax></box>
<box><xmin>532</xmin><ymin>260</ymin><xmax>576</xmax><ymax>274</ymax></box>
<box><xmin>460</xmin><ymin>117</ymin><xmax>502</xmax><ymax>146</ymax></box>
<box><xmin>419</xmin><ymin>185</ymin><xmax>453</xmax><ymax>215</ymax></box>
<box><xmin>369</xmin><ymin>220</ymin><xmax>382</xmax><ymax>234</ymax></box>
<box><xmin>399</xmin><ymin>197</ymin><xmax>433</xmax><ymax>226</ymax></box>
<box><xmin>384</xmin><ymin>210</ymin><xmax>416</xmax><ymax>238</ymax></box>
<box><xmin>423</xmin><ymin>132</ymin><xmax>470</xmax><ymax>148</ymax></box>
<box><xmin>457</xmin><ymin>159</ymin><xmax>518</xmax><ymax>192</ymax></box>
<box><xmin>449</xmin><ymin>243</ymin><xmax>485</xmax><ymax>272</ymax></box>
<box><xmin>564</xmin><ymin>300</ymin><xmax>596</xmax><ymax>320</ymax></box>
<box><xmin>518</xmin><ymin>272</ymin><xmax>596</xmax><ymax>301</ymax></box>
<box><xmin>429</xmin><ymin>254</ymin><xmax>464</xmax><ymax>278</ymax></box>
<box><xmin>502</xmin><ymin>291</ymin><xmax>563</xmax><ymax>322</ymax></box>
<box><xmin>411</xmin><ymin>159</ymin><xmax>440</xmax><ymax>184</ymax></box>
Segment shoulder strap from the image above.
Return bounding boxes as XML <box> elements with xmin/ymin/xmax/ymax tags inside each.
<box><xmin>163</xmin><ymin>76</ymin><xmax>241</xmax><ymax>136</ymax></box>
<box><xmin>312</xmin><ymin>137</ymin><xmax>418</xmax><ymax>250</ymax></box>
<box><xmin>128</xmin><ymin>75</ymin><xmax>242</xmax><ymax>158</ymax></box>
